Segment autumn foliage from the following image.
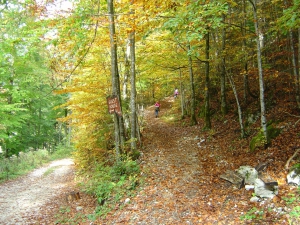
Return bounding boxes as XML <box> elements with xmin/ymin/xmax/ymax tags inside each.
<box><xmin>44</xmin><ymin>0</ymin><xmax>300</xmax><ymax>171</ymax></box>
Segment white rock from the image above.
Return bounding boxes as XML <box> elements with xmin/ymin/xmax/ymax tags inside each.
<box><xmin>76</xmin><ymin>206</ymin><xmax>83</xmax><ymax>211</ymax></box>
<box><xmin>287</xmin><ymin>169</ymin><xmax>300</xmax><ymax>186</ymax></box>
<box><xmin>236</xmin><ymin>166</ymin><xmax>258</xmax><ymax>185</ymax></box>
<box><xmin>245</xmin><ymin>185</ymin><xmax>255</xmax><ymax>191</ymax></box>
<box><xmin>250</xmin><ymin>196</ymin><xmax>261</xmax><ymax>202</ymax></box>
<box><xmin>124</xmin><ymin>198</ymin><xmax>130</xmax><ymax>204</ymax></box>
<box><xmin>254</xmin><ymin>178</ymin><xmax>278</xmax><ymax>199</ymax></box>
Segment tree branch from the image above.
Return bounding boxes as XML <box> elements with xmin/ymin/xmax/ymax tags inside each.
<box><xmin>51</xmin><ymin>0</ymin><xmax>101</xmax><ymax>92</ymax></box>
<box><xmin>285</xmin><ymin>149</ymin><xmax>300</xmax><ymax>170</ymax></box>
<box><xmin>284</xmin><ymin>112</ymin><xmax>300</xmax><ymax>126</ymax></box>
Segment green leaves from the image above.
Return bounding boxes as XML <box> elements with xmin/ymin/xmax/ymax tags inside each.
<box><xmin>0</xmin><ymin>0</ymin><xmax>69</xmax><ymax>155</ymax></box>
<box><xmin>276</xmin><ymin>0</ymin><xmax>300</xmax><ymax>33</ymax></box>
<box><xmin>162</xmin><ymin>0</ymin><xmax>228</xmax><ymax>59</ymax></box>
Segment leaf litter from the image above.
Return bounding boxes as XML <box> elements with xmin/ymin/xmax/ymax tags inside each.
<box><xmin>1</xmin><ymin>96</ymin><xmax>300</xmax><ymax>224</ymax></box>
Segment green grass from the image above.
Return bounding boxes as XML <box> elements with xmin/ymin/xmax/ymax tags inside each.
<box><xmin>240</xmin><ymin>207</ymin><xmax>264</xmax><ymax>221</ymax></box>
<box><xmin>43</xmin><ymin>166</ymin><xmax>58</xmax><ymax>176</ymax></box>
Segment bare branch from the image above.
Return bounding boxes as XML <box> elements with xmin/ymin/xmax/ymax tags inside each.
<box><xmin>285</xmin><ymin>149</ymin><xmax>300</xmax><ymax>170</ymax></box>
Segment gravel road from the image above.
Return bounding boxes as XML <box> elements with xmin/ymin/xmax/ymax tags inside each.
<box><xmin>0</xmin><ymin>158</ymin><xmax>75</xmax><ymax>225</ymax></box>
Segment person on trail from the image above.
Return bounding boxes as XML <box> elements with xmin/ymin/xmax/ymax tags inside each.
<box><xmin>174</xmin><ymin>88</ymin><xmax>179</xmax><ymax>98</ymax></box>
<box><xmin>154</xmin><ymin>101</ymin><xmax>160</xmax><ymax>118</ymax></box>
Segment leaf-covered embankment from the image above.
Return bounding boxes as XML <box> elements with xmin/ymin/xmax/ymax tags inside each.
<box><xmin>99</xmin><ymin>96</ymin><xmax>300</xmax><ymax>224</ymax></box>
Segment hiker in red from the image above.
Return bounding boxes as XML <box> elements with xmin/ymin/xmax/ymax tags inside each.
<box><xmin>174</xmin><ymin>88</ymin><xmax>179</xmax><ymax>98</ymax></box>
<box><xmin>154</xmin><ymin>102</ymin><xmax>160</xmax><ymax>118</ymax></box>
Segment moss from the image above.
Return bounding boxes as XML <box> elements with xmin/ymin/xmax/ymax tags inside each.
<box><xmin>249</xmin><ymin>123</ymin><xmax>281</xmax><ymax>152</ymax></box>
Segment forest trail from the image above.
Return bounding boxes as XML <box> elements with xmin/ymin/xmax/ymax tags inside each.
<box><xmin>100</xmin><ymin>97</ymin><xmax>250</xmax><ymax>224</ymax></box>
<box><xmin>0</xmin><ymin>158</ymin><xmax>76</xmax><ymax>225</ymax></box>
<box><xmin>0</xmin><ymin>97</ymin><xmax>293</xmax><ymax>224</ymax></box>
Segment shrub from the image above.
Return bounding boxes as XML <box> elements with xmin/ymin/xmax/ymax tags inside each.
<box><xmin>81</xmin><ymin>157</ymin><xmax>140</xmax><ymax>218</ymax></box>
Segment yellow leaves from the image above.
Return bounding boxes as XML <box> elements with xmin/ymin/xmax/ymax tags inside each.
<box><xmin>126</xmin><ymin>27</ymin><xmax>135</xmax><ymax>34</ymax></box>
<box><xmin>54</xmin><ymin>46</ymin><xmax>113</xmax><ymax>166</ymax></box>
<box><xmin>226</xmin><ymin>0</ymin><xmax>238</xmax><ymax>7</ymax></box>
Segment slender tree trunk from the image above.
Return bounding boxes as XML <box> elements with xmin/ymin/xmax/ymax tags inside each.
<box><xmin>107</xmin><ymin>0</ymin><xmax>122</xmax><ymax>159</ymax></box>
<box><xmin>204</xmin><ymin>31</ymin><xmax>211</xmax><ymax>129</ymax></box>
<box><xmin>250</xmin><ymin>0</ymin><xmax>268</xmax><ymax>144</ymax></box>
<box><xmin>151</xmin><ymin>79</ymin><xmax>155</xmax><ymax>100</ymax></box>
<box><xmin>123</xmin><ymin>45</ymin><xmax>129</xmax><ymax>100</ymax></box>
<box><xmin>121</xmin><ymin>45</ymin><xmax>130</xmax><ymax>137</ymax></box>
<box><xmin>220</xmin><ymin>16</ymin><xmax>227</xmax><ymax>116</ymax></box>
<box><xmin>129</xmin><ymin>2</ymin><xmax>137</xmax><ymax>150</ymax></box>
<box><xmin>298</xmin><ymin>28</ymin><xmax>300</xmax><ymax>107</ymax></box>
<box><xmin>37</xmin><ymin>99</ymin><xmax>42</xmax><ymax>150</ymax></box>
<box><xmin>289</xmin><ymin>30</ymin><xmax>300</xmax><ymax>108</ymax></box>
<box><xmin>179</xmin><ymin>69</ymin><xmax>186</xmax><ymax>119</ymax></box>
<box><xmin>187</xmin><ymin>44</ymin><xmax>197</xmax><ymax>125</ymax></box>
<box><xmin>242</xmin><ymin>0</ymin><xmax>249</xmax><ymax>103</ymax></box>
<box><xmin>228</xmin><ymin>73</ymin><xmax>245</xmax><ymax>138</ymax></box>
<box><xmin>136</xmin><ymin>114</ymin><xmax>141</xmax><ymax>143</ymax></box>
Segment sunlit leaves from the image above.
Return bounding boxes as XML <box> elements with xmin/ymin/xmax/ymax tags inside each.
<box><xmin>0</xmin><ymin>0</ymin><xmax>68</xmax><ymax>155</ymax></box>
<box><xmin>48</xmin><ymin>0</ymin><xmax>300</xmax><ymax>169</ymax></box>
<box><xmin>277</xmin><ymin>0</ymin><xmax>300</xmax><ymax>33</ymax></box>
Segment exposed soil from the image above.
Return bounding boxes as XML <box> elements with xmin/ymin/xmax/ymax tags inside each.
<box><xmin>0</xmin><ymin>159</ymin><xmax>76</xmax><ymax>224</ymax></box>
<box><xmin>1</xmin><ymin>96</ymin><xmax>300</xmax><ymax>224</ymax></box>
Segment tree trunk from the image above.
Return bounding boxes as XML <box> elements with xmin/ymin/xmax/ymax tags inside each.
<box><xmin>250</xmin><ymin>0</ymin><xmax>268</xmax><ymax>144</ymax></box>
<box><xmin>187</xmin><ymin>44</ymin><xmax>197</xmax><ymax>125</ymax></box>
<box><xmin>298</xmin><ymin>28</ymin><xmax>300</xmax><ymax>107</ymax></box>
<box><xmin>107</xmin><ymin>0</ymin><xmax>123</xmax><ymax>159</ymax></box>
<box><xmin>220</xmin><ymin>16</ymin><xmax>228</xmax><ymax>116</ymax></box>
<box><xmin>123</xmin><ymin>45</ymin><xmax>129</xmax><ymax>100</ymax></box>
<box><xmin>129</xmin><ymin>8</ymin><xmax>137</xmax><ymax>150</ymax></box>
<box><xmin>228</xmin><ymin>73</ymin><xmax>245</xmax><ymax>138</ymax></box>
<box><xmin>242</xmin><ymin>0</ymin><xmax>249</xmax><ymax>103</ymax></box>
<box><xmin>179</xmin><ymin>69</ymin><xmax>186</xmax><ymax>119</ymax></box>
<box><xmin>289</xmin><ymin>30</ymin><xmax>300</xmax><ymax>109</ymax></box>
<box><xmin>204</xmin><ymin>31</ymin><xmax>211</xmax><ymax>129</ymax></box>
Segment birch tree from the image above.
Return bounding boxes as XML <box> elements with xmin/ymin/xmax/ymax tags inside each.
<box><xmin>249</xmin><ymin>0</ymin><xmax>268</xmax><ymax>144</ymax></box>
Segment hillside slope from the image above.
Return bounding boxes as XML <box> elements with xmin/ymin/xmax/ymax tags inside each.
<box><xmin>8</xmin><ymin>90</ymin><xmax>299</xmax><ymax>224</ymax></box>
<box><xmin>96</xmin><ymin>96</ymin><xmax>300</xmax><ymax>224</ymax></box>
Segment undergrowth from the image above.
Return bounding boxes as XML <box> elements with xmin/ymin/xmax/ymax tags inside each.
<box><xmin>79</xmin><ymin>156</ymin><xmax>140</xmax><ymax>220</ymax></box>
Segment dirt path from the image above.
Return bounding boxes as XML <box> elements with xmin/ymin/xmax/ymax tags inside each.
<box><xmin>98</xmin><ymin>97</ymin><xmax>249</xmax><ymax>224</ymax></box>
<box><xmin>115</xmin><ymin>98</ymin><xmax>205</xmax><ymax>224</ymax></box>
<box><xmin>1</xmin><ymin>97</ymin><xmax>292</xmax><ymax>224</ymax></box>
<box><xmin>0</xmin><ymin>158</ymin><xmax>75</xmax><ymax>225</ymax></box>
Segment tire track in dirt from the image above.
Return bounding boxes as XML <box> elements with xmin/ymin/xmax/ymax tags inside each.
<box><xmin>0</xmin><ymin>158</ymin><xmax>75</xmax><ymax>225</ymax></box>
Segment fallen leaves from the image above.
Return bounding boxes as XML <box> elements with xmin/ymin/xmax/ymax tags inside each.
<box><xmin>12</xmin><ymin>94</ymin><xmax>300</xmax><ymax>224</ymax></box>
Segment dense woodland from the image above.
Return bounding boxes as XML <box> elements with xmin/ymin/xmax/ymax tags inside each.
<box><xmin>1</xmin><ymin>0</ymin><xmax>299</xmax><ymax>163</ymax></box>
<box><xmin>1</xmin><ymin>0</ymin><xmax>300</xmax><ymax>222</ymax></box>
<box><xmin>0</xmin><ymin>0</ymin><xmax>299</xmax><ymax>201</ymax></box>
